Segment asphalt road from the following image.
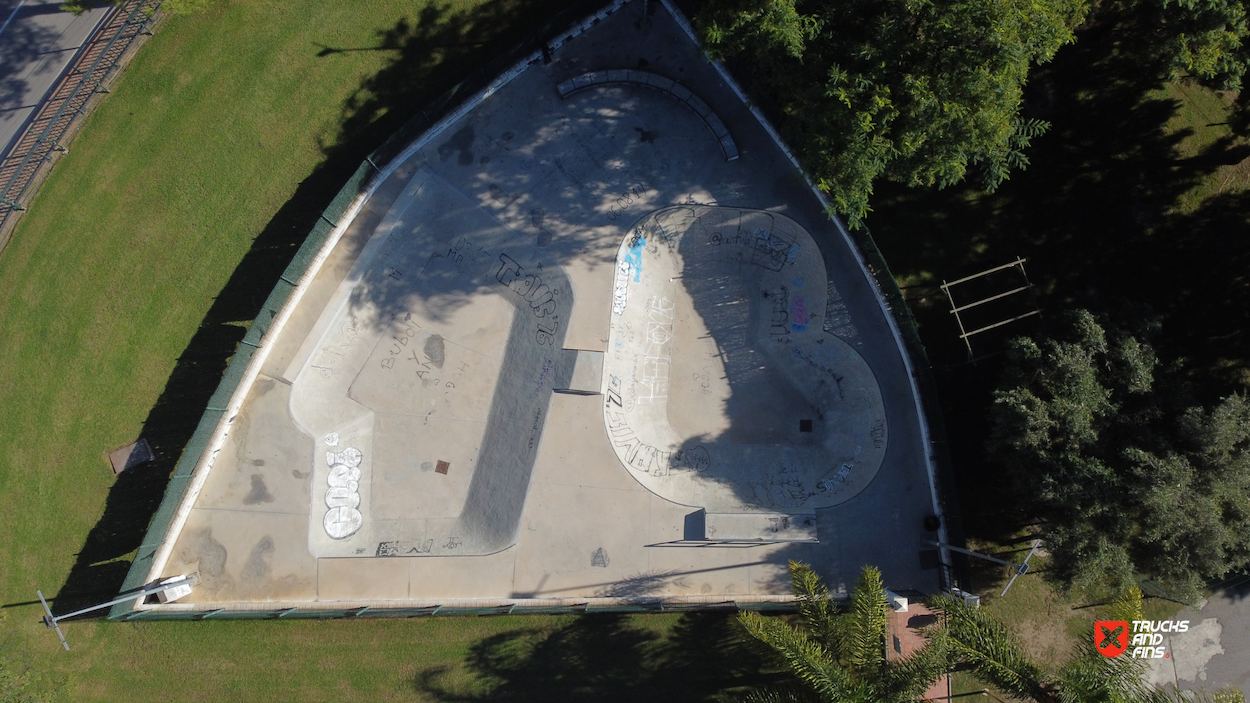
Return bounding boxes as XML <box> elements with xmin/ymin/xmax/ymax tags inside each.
<box><xmin>0</xmin><ymin>0</ymin><xmax>111</xmax><ymax>157</ymax></box>
<box><xmin>1146</xmin><ymin>579</ymin><xmax>1250</xmax><ymax>696</ymax></box>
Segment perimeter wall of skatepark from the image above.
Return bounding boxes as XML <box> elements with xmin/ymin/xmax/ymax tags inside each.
<box><xmin>109</xmin><ymin>0</ymin><xmax>966</xmax><ymax>621</ymax></box>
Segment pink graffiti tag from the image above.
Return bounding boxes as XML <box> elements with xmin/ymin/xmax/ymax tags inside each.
<box><xmin>790</xmin><ymin>296</ymin><xmax>809</xmax><ymax>332</ymax></box>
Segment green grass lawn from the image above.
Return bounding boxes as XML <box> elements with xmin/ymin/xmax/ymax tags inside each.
<box><xmin>17</xmin><ymin>611</ymin><xmax>760</xmax><ymax>702</ymax></box>
<box><xmin>0</xmin><ymin>1</ymin><xmax>770</xmax><ymax>700</ymax></box>
<box><xmin>1154</xmin><ymin>82</ymin><xmax>1250</xmax><ymax>214</ymax></box>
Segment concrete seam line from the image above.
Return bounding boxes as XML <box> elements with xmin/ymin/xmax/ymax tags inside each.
<box><xmin>658</xmin><ymin>0</ymin><xmax>948</xmax><ymax>551</ymax></box>
<box><xmin>136</xmin><ymin>0</ymin><xmax>634</xmax><ymax>605</ymax></box>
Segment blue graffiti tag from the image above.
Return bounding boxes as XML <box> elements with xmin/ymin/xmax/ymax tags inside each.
<box><xmin>624</xmin><ymin>231</ymin><xmax>647</xmax><ymax>282</ymax></box>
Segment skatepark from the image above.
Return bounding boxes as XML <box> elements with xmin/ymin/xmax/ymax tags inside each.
<box><xmin>117</xmin><ymin>0</ymin><xmax>945</xmax><ymax>614</ymax></box>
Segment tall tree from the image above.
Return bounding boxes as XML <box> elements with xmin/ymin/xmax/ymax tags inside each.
<box><xmin>1148</xmin><ymin>0</ymin><xmax>1250</xmax><ymax>90</ymax></box>
<box><xmin>988</xmin><ymin>310</ymin><xmax>1250</xmax><ymax>597</ymax></box>
<box><xmin>696</xmin><ymin>0</ymin><xmax>1087</xmax><ymax>227</ymax></box>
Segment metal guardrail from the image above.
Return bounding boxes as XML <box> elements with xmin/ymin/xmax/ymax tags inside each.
<box><xmin>0</xmin><ymin>0</ymin><xmax>161</xmax><ymax>250</ymax></box>
<box><xmin>114</xmin><ymin>599</ymin><xmax>790</xmax><ymax>621</ymax></box>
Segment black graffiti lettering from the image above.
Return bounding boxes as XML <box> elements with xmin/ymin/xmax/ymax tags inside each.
<box><xmin>496</xmin><ymin>253</ymin><xmax>523</xmax><ymax>285</ymax></box>
<box><xmin>497</xmin><ymin>254</ymin><xmax>560</xmax><ymax>321</ymax></box>
<box><xmin>536</xmin><ymin>322</ymin><xmax>557</xmax><ymax>346</ymax></box>
<box><xmin>769</xmin><ymin>287</ymin><xmax>791</xmax><ymax>338</ymax></box>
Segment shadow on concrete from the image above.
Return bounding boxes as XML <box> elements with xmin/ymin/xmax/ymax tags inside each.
<box><xmin>415</xmin><ymin>612</ymin><xmax>777</xmax><ymax>703</ymax></box>
<box><xmin>51</xmin><ymin>0</ymin><xmax>591</xmax><ymax>615</ymax></box>
<box><xmin>865</xmin><ymin>4</ymin><xmax>1250</xmax><ymax>585</ymax></box>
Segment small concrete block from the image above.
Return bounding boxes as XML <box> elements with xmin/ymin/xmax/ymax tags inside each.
<box><xmin>669</xmin><ymin>82</ymin><xmax>693</xmax><ymax>101</ymax></box>
<box><xmin>623</xmin><ymin>69</ymin><xmax>643</xmax><ymax>84</ymax></box>
<box><xmin>606</xmin><ymin>69</ymin><xmax>629</xmax><ymax>83</ymax></box>
<box><xmin>721</xmin><ymin>136</ymin><xmax>740</xmax><ymax>161</ymax></box>
<box><xmin>884</xmin><ymin>588</ymin><xmax>909</xmax><ymax>612</ymax></box>
<box><xmin>156</xmin><ymin>575</ymin><xmax>193</xmax><ymax>603</ymax></box>
<box><xmin>704</xmin><ymin>113</ymin><xmax>728</xmax><ymax>138</ymax></box>
<box><xmin>950</xmin><ymin>587</ymin><xmax>981</xmax><ymax>608</ymax></box>
<box><xmin>586</xmin><ymin>70</ymin><xmax>608</xmax><ymax>85</ymax></box>
<box><xmin>570</xmin><ymin>73</ymin><xmax>592</xmax><ymax>90</ymax></box>
<box><xmin>555</xmin><ymin>79</ymin><xmax>577</xmax><ymax>97</ymax></box>
<box><xmin>109</xmin><ymin>438</ymin><xmax>153</xmax><ymax>474</ymax></box>
<box><xmin>686</xmin><ymin>94</ymin><xmax>712</xmax><ymax>117</ymax></box>
<box><xmin>560</xmin><ymin>349</ymin><xmax>604</xmax><ymax>394</ymax></box>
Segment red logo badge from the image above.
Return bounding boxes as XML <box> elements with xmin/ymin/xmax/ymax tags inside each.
<box><xmin>1095</xmin><ymin>620</ymin><xmax>1129</xmax><ymax>658</ymax></box>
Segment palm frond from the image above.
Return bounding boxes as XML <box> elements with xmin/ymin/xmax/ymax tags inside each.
<box><xmin>877</xmin><ymin>628</ymin><xmax>953</xmax><ymax>703</ymax></box>
<box><xmin>790</xmin><ymin>561</ymin><xmax>839</xmax><ymax>650</ymax></box>
<box><xmin>1105</xmin><ymin>585</ymin><xmax>1144</xmax><ymax>623</ymax></box>
<box><xmin>1057</xmin><ymin>638</ymin><xmax>1153</xmax><ymax>703</ymax></box>
<box><xmin>843</xmin><ymin>566</ymin><xmax>888</xmax><ymax>681</ymax></box>
<box><xmin>930</xmin><ymin>595</ymin><xmax>1051</xmax><ymax>702</ymax></box>
<box><xmin>738</xmin><ymin>611</ymin><xmax>876</xmax><ymax>703</ymax></box>
<box><xmin>735</xmin><ymin>682</ymin><xmax>823</xmax><ymax>703</ymax></box>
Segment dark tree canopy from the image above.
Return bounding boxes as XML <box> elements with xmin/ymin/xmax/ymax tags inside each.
<box><xmin>696</xmin><ymin>0</ymin><xmax>1087</xmax><ymax>226</ymax></box>
<box><xmin>1151</xmin><ymin>0</ymin><xmax>1250</xmax><ymax>89</ymax></box>
<box><xmin>989</xmin><ymin>310</ymin><xmax>1250</xmax><ymax>597</ymax></box>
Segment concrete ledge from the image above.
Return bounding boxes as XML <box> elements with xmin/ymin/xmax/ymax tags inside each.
<box><xmin>556</xmin><ymin>69</ymin><xmax>738</xmax><ymax>161</ymax></box>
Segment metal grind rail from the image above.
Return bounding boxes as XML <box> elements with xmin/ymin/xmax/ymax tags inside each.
<box><xmin>0</xmin><ymin>0</ymin><xmax>160</xmax><ymax>246</ymax></box>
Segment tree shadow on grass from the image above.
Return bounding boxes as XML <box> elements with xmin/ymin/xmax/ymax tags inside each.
<box><xmin>863</xmin><ymin>6</ymin><xmax>1250</xmax><ymax>572</ymax></box>
<box><xmin>416</xmin><ymin>613</ymin><xmax>777</xmax><ymax>703</ymax></box>
<box><xmin>51</xmin><ymin>0</ymin><xmax>600</xmax><ymax>615</ymax></box>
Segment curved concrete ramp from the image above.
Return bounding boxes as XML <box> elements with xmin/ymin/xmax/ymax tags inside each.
<box><xmin>286</xmin><ymin>170</ymin><xmax>574</xmax><ymax>558</ymax></box>
<box><xmin>602</xmin><ymin>206</ymin><xmax>887</xmax><ymax>514</ymax></box>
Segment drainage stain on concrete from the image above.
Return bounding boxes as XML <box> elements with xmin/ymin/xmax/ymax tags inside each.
<box><xmin>243</xmin><ymin>474</ymin><xmax>274</xmax><ymax>505</ymax></box>
<box><xmin>423</xmin><ymin>334</ymin><xmax>445</xmax><ymax>368</ymax></box>
<box><xmin>177</xmin><ymin>527</ymin><xmax>230</xmax><ymax>595</ymax></box>
<box><xmin>239</xmin><ymin>535</ymin><xmax>274</xmax><ymax>593</ymax></box>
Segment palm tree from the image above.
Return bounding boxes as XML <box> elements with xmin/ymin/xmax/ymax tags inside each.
<box><xmin>740</xmin><ymin>562</ymin><xmax>1245</xmax><ymax>703</ymax></box>
<box><xmin>736</xmin><ymin>562</ymin><xmax>948</xmax><ymax>703</ymax></box>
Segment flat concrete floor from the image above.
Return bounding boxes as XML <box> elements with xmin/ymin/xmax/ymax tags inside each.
<box><xmin>143</xmin><ymin>0</ymin><xmax>942</xmax><ymax>609</ymax></box>
<box><xmin>1145</xmin><ymin>581</ymin><xmax>1250</xmax><ymax>697</ymax></box>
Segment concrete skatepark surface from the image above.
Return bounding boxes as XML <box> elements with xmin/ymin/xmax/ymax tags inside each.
<box><xmin>604</xmin><ymin>207</ymin><xmax>886</xmax><ymax>528</ymax></box>
<box><xmin>128</xmin><ymin>0</ymin><xmax>943</xmax><ymax>612</ymax></box>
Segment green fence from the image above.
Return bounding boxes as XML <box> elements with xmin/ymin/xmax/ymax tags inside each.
<box><xmin>111</xmin><ymin>600</ymin><xmax>792</xmax><ymax>621</ymax></box>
